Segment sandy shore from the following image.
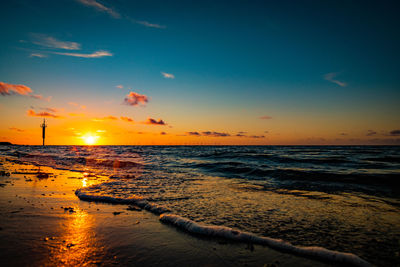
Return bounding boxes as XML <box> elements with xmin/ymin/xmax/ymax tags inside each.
<box><xmin>0</xmin><ymin>156</ymin><xmax>329</xmax><ymax>266</ymax></box>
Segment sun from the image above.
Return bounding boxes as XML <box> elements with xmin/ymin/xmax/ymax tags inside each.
<box><xmin>82</xmin><ymin>134</ymin><xmax>98</xmax><ymax>145</ymax></box>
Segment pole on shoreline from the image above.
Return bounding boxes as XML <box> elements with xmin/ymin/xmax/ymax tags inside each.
<box><xmin>40</xmin><ymin>119</ymin><xmax>47</xmax><ymax>146</ymax></box>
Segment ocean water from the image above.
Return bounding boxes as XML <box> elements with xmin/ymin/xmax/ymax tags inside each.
<box><xmin>2</xmin><ymin>145</ymin><xmax>400</xmax><ymax>266</ymax></box>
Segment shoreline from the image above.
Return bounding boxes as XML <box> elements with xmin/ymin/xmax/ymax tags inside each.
<box><xmin>0</xmin><ymin>156</ymin><xmax>331</xmax><ymax>266</ymax></box>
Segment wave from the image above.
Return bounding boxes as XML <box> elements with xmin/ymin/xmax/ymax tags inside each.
<box><xmin>190</xmin><ymin>161</ymin><xmax>399</xmax><ymax>186</ymax></box>
<box><xmin>74</xmin><ymin>183</ymin><xmax>371</xmax><ymax>266</ymax></box>
<box><xmin>160</xmin><ymin>214</ymin><xmax>371</xmax><ymax>267</ymax></box>
<box><xmin>75</xmin><ymin>186</ymin><xmax>170</xmax><ymax>214</ymax></box>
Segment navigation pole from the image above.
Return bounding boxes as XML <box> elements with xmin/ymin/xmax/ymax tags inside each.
<box><xmin>40</xmin><ymin>119</ymin><xmax>47</xmax><ymax>146</ymax></box>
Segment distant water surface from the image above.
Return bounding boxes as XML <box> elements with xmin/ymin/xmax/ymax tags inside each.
<box><xmin>2</xmin><ymin>145</ymin><xmax>399</xmax><ymax>266</ymax></box>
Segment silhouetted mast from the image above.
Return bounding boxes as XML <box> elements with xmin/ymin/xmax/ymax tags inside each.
<box><xmin>40</xmin><ymin>119</ymin><xmax>47</xmax><ymax>146</ymax></box>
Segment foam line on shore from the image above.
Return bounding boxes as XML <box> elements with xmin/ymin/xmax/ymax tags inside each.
<box><xmin>75</xmin><ymin>188</ymin><xmax>170</xmax><ymax>214</ymax></box>
<box><xmin>159</xmin><ymin>214</ymin><xmax>372</xmax><ymax>267</ymax></box>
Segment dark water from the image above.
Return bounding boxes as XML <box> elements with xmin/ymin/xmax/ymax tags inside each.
<box><xmin>2</xmin><ymin>145</ymin><xmax>400</xmax><ymax>266</ymax></box>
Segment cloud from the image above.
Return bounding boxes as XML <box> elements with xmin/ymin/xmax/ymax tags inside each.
<box><xmin>116</xmin><ymin>85</ymin><xmax>123</xmax><ymax>89</ymax></box>
<box><xmin>52</xmin><ymin>50</ymin><xmax>112</xmax><ymax>58</ymax></box>
<box><xmin>324</xmin><ymin>72</ymin><xmax>347</xmax><ymax>87</ymax></box>
<box><xmin>389</xmin><ymin>130</ymin><xmax>400</xmax><ymax>136</ymax></box>
<box><xmin>160</xmin><ymin>132</ymin><xmax>167</xmax><ymax>135</ymax></box>
<box><xmin>30</xmin><ymin>53</ymin><xmax>47</xmax><ymax>58</ymax></box>
<box><xmin>249</xmin><ymin>135</ymin><xmax>265</xmax><ymax>138</ymax></box>
<box><xmin>120</xmin><ymin>116</ymin><xmax>134</xmax><ymax>122</ymax></box>
<box><xmin>366</xmin><ymin>130</ymin><xmax>377</xmax><ymax>136</ymax></box>
<box><xmin>27</xmin><ymin>109</ymin><xmax>62</xmax><ymax>118</ymax></box>
<box><xmin>0</xmin><ymin>82</ymin><xmax>32</xmax><ymax>96</ymax></box>
<box><xmin>77</xmin><ymin>0</ymin><xmax>165</xmax><ymax>29</ymax></box>
<box><xmin>123</xmin><ymin>91</ymin><xmax>149</xmax><ymax>106</ymax></box>
<box><xmin>135</xmin><ymin>20</ymin><xmax>166</xmax><ymax>29</ymax></box>
<box><xmin>161</xmin><ymin>72</ymin><xmax>175</xmax><ymax>79</ymax></box>
<box><xmin>9</xmin><ymin>127</ymin><xmax>24</xmax><ymax>132</ymax></box>
<box><xmin>186</xmin><ymin>131</ymin><xmax>201</xmax><ymax>136</ymax></box>
<box><xmin>41</xmin><ymin>107</ymin><xmax>58</xmax><ymax>113</ymax></box>
<box><xmin>30</xmin><ymin>94</ymin><xmax>43</xmax><ymax>99</ymax></box>
<box><xmin>31</xmin><ymin>33</ymin><xmax>81</xmax><ymax>50</ymax></box>
<box><xmin>259</xmin><ymin>115</ymin><xmax>272</xmax><ymax>120</ymax></box>
<box><xmin>202</xmin><ymin>131</ymin><xmax>230</xmax><ymax>137</ymax></box>
<box><xmin>92</xmin><ymin>115</ymin><xmax>118</xmax><ymax>122</ymax></box>
<box><xmin>339</xmin><ymin>132</ymin><xmax>348</xmax><ymax>136</ymax></box>
<box><xmin>235</xmin><ymin>133</ymin><xmax>265</xmax><ymax>138</ymax></box>
<box><xmin>143</xmin><ymin>118</ymin><xmax>166</xmax><ymax>125</ymax></box>
<box><xmin>68</xmin><ymin>102</ymin><xmax>86</xmax><ymax>109</ymax></box>
<box><xmin>101</xmin><ymin>115</ymin><xmax>118</xmax><ymax>121</ymax></box>
<box><xmin>77</xmin><ymin>0</ymin><xmax>120</xmax><ymax>18</ymax></box>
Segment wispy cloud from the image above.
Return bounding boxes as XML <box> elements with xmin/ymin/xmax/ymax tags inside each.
<box><xmin>31</xmin><ymin>33</ymin><xmax>81</xmax><ymax>50</ymax></box>
<box><xmin>120</xmin><ymin>116</ymin><xmax>134</xmax><ymax>122</ymax></box>
<box><xmin>40</xmin><ymin>107</ymin><xmax>58</xmax><ymax>113</ymax></box>
<box><xmin>161</xmin><ymin>72</ymin><xmax>175</xmax><ymax>79</ymax></box>
<box><xmin>27</xmin><ymin>109</ymin><xmax>62</xmax><ymax>118</ymax></box>
<box><xmin>160</xmin><ymin>131</ymin><xmax>167</xmax><ymax>135</ymax></box>
<box><xmin>143</xmin><ymin>118</ymin><xmax>166</xmax><ymax>125</ymax></box>
<box><xmin>1</xmin><ymin>82</ymin><xmax>50</xmax><ymax>101</ymax></box>
<box><xmin>0</xmin><ymin>82</ymin><xmax>32</xmax><ymax>96</ymax></box>
<box><xmin>77</xmin><ymin>0</ymin><xmax>120</xmax><ymax>18</ymax></box>
<box><xmin>76</xmin><ymin>0</ymin><xmax>165</xmax><ymax>29</ymax></box>
<box><xmin>135</xmin><ymin>20</ymin><xmax>166</xmax><ymax>29</ymax></box>
<box><xmin>68</xmin><ymin>102</ymin><xmax>86</xmax><ymax>109</ymax></box>
<box><xmin>389</xmin><ymin>130</ymin><xmax>400</xmax><ymax>136</ymax></box>
<box><xmin>186</xmin><ymin>131</ymin><xmax>201</xmax><ymax>136</ymax></box>
<box><xmin>123</xmin><ymin>91</ymin><xmax>149</xmax><ymax>106</ymax></box>
<box><xmin>30</xmin><ymin>94</ymin><xmax>52</xmax><ymax>102</ymax></box>
<box><xmin>366</xmin><ymin>130</ymin><xmax>377</xmax><ymax>136</ymax></box>
<box><xmin>92</xmin><ymin>115</ymin><xmax>118</xmax><ymax>122</ymax></box>
<box><xmin>116</xmin><ymin>85</ymin><xmax>123</xmax><ymax>89</ymax></box>
<box><xmin>324</xmin><ymin>72</ymin><xmax>347</xmax><ymax>87</ymax></box>
<box><xmin>248</xmin><ymin>135</ymin><xmax>265</xmax><ymax>139</ymax></box>
<box><xmin>202</xmin><ymin>131</ymin><xmax>230</xmax><ymax>137</ymax></box>
<box><xmin>30</xmin><ymin>53</ymin><xmax>47</xmax><ymax>58</ymax></box>
<box><xmin>259</xmin><ymin>115</ymin><xmax>272</xmax><ymax>120</ymax></box>
<box><xmin>52</xmin><ymin>50</ymin><xmax>112</xmax><ymax>58</ymax></box>
<box><xmin>9</xmin><ymin>127</ymin><xmax>24</xmax><ymax>132</ymax></box>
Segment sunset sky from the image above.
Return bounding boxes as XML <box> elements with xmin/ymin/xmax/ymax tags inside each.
<box><xmin>1</xmin><ymin>0</ymin><xmax>399</xmax><ymax>145</ymax></box>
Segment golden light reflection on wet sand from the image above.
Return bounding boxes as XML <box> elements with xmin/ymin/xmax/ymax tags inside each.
<box><xmin>46</xmin><ymin>208</ymin><xmax>105</xmax><ymax>266</ymax></box>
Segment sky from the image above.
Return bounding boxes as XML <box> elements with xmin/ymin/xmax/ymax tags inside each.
<box><xmin>0</xmin><ymin>0</ymin><xmax>399</xmax><ymax>145</ymax></box>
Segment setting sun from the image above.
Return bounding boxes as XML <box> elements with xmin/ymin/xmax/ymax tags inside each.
<box><xmin>82</xmin><ymin>134</ymin><xmax>98</xmax><ymax>145</ymax></box>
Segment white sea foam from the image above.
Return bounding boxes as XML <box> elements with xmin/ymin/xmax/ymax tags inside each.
<box><xmin>159</xmin><ymin>214</ymin><xmax>372</xmax><ymax>267</ymax></box>
<box><xmin>75</xmin><ymin>187</ymin><xmax>170</xmax><ymax>214</ymax></box>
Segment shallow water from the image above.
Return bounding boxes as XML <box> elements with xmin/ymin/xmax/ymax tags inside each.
<box><xmin>2</xmin><ymin>145</ymin><xmax>400</xmax><ymax>266</ymax></box>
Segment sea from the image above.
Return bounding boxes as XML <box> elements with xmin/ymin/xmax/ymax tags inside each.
<box><xmin>1</xmin><ymin>145</ymin><xmax>399</xmax><ymax>266</ymax></box>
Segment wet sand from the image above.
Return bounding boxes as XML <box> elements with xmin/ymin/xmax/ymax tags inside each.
<box><xmin>0</xmin><ymin>157</ymin><xmax>329</xmax><ymax>266</ymax></box>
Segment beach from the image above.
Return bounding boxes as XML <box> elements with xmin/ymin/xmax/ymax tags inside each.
<box><xmin>0</xmin><ymin>156</ymin><xmax>330</xmax><ymax>266</ymax></box>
